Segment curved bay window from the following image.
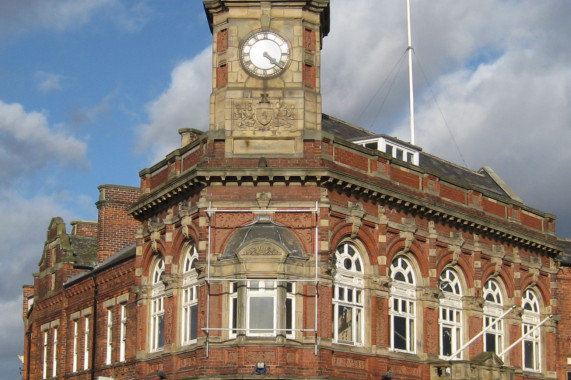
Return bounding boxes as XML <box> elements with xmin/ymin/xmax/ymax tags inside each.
<box><xmin>389</xmin><ymin>256</ymin><xmax>417</xmax><ymax>353</ymax></box>
<box><xmin>150</xmin><ymin>257</ymin><xmax>165</xmax><ymax>352</ymax></box>
<box><xmin>483</xmin><ymin>279</ymin><xmax>504</xmax><ymax>355</ymax></box>
<box><xmin>181</xmin><ymin>244</ymin><xmax>199</xmax><ymax>345</ymax></box>
<box><xmin>439</xmin><ymin>268</ymin><xmax>463</xmax><ymax>359</ymax></box>
<box><xmin>229</xmin><ymin>280</ymin><xmax>295</xmax><ymax>338</ymax></box>
<box><xmin>333</xmin><ymin>242</ymin><xmax>364</xmax><ymax>346</ymax></box>
<box><xmin>522</xmin><ymin>289</ymin><xmax>541</xmax><ymax>372</ymax></box>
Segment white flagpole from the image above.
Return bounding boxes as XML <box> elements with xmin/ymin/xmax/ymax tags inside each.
<box><xmin>406</xmin><ymin>0</ymin><xmax>415</xmax><ymax>145</ymax></box>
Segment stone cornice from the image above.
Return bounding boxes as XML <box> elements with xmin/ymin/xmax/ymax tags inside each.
<box><xmin>127</xmin><ymin>166</ymin><xmax>561</xmax><ymax>257</ymax></box>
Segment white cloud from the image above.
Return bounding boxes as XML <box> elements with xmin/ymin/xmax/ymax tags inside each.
<box><xmin>35</xmin><ymin>71</ymin><xmax>63</xmax><ymax>93</ymax></box>
<box><xmin>136</xmin><ymin>48</ymin><xmax>211</xmax><ymax>162</ymax></box>
<box><xmin>321</xmin><ymin>0</ymin><xmax>571</xmax><ymax>237</ymax></box>
<box><xmin>0</xmin><ymin>189</ymin><xmax>77</xmax><ymax>380</ymax></box>
<box><xmin>0</xmin><ymin>101</ymin><xmax>87</xmax><ymax>182</ymax></box>
<box><xmin>0</xmin><ymin>0</ymin><xmax>151</xmax><ymax>37</ymax></box>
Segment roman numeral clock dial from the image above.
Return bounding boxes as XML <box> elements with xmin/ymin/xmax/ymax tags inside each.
<box><xmin>241</xmin><ymin>31</ymin><xmax>291</xmax><ymax>78</ymax></box>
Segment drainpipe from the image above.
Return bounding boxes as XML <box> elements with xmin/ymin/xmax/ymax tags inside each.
<box><xmin>91</xmin><ymin>275</ymin><xmax>98</xmax><ymax>380</ymax></box>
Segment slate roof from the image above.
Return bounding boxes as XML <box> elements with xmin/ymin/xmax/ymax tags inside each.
<box><xmin>321</xmin><ymin>113</ymin><xmax>511</xmax><ymax>200</ymax></box>
<box><xmin>65</xmin><ymin>244</ymin><xmax>136</xmax><ymax>286</ymax></box>
<box><xmin>558</xmin><ymin>239</ymin><xmax>571</xmax><ymax>266</ymax></box>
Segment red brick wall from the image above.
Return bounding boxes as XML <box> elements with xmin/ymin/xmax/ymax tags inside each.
<box><xmin>96</xmin><ymin>185</ymin><xmax>140</xmax><ymax>263</ymax></box>
<box><xmin>557</xmin><ymin>266</ymin><xmax>571</xmax><ymax>378</ymax></box>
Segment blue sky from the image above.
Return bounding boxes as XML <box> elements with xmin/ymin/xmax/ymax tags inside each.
<box><xmin>1</xmin><ymin>1</ymin><xmax>570</xmax><ymax>378</ymax></box>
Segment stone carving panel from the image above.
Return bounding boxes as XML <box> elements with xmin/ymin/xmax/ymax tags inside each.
<box><xmin>232</xmin><ymin>98</ymin><xmax>298</xmax><ymax>135</ymax></box>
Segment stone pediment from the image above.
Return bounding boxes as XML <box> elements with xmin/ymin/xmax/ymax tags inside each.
<box><xmin>471</xmin><ymin>351</ymin><xmax>504</xmax><ymax>367</ymax></box>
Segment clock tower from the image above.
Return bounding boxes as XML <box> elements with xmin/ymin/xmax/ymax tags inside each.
<box><xmin>204</xmin><ymin>0</ymin><xmax>330</xmax><ymax>156</ymax></box>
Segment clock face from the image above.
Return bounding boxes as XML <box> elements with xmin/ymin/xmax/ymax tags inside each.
<box><xmin>241</xmin><ymin>32</ymin><xmax>290</xmax><ymax>78</ymax></box>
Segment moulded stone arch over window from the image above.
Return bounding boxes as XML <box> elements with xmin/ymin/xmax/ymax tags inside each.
<box><xmin>181</xmin><ymin>243</ymin><xmax>199</xmax><ymax>346</ymax></box>
<box><xmin>389</xmin><ymin>255</ymin><xmax>417</xmax><ymax>354</ymax></box>
<box><xmin>332</xmin><ymin>241</ymin><xmax>365</xmax><ymax>346</ymax></box>
<box><xmin>439</xmin><ymin>268</ymin><xmax>464</xmax><ymax>359</ymax></box>
<box><xmin>150</xmin><ymin>256</ymin><xmax>165</xmax><ymax>352</ymax></box>
<box><xmin>521</xmin><ymin>288</ymin><xmax>541</xmax><ymax>372</ymax></box>
<box><xmin>483</xmin><ymin>278</ymin><xmax>505</xmax><ymax>355</ymax></box>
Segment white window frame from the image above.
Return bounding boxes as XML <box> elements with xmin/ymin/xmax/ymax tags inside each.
<box><xmin>285</xmin><ymin>282</ymin><xmax>296</xmax><ymax>339</ymax></box>
<box><xmin>439</xmin><ymin>268</ymin><xmax>463</xmax><ymax>359</ymax></box>
<box><xmin>150</xmin><ymin>258</ymin><xmax>166</xmax><ymax>352</ymax></box>
<box><xmin>106</xmin><ymin>308</ymin><xmax>113</xmax><ymax>365</ymax></box>
<box><xmin>522</xmin><ymin>289</ymin><xmax>541</xmax><ymax>372</ymax></box>
<box><xmin>181</xmin><ymin>245</ymin><xmax>199</xmax><ymax>345</ymax></box>
<box><xmin>228</xmin><ymin>280</ymin><xmax>295</xmax><ymax>338</ymax></box>
<box><xmin>229</xmin><ymin>281</ymin><xmax>238</xmax><ymax>339</ymax></box>
<box><xmin>52</xmin><ymin>328</ymin><xmax>58</xmax><ymax>378</ymax></box>
<box><xmin>389</xmin><ymin>256</ymin><xmax>417</xmax><ymax>354</ymax></box>
<box><xmin>354</xmin><ymin>137</ymin><xmax>419</xmax><ymax>165</ymax></box>
<box><xmin>42</xmin><ymin>331</ymin><xmax>48</xmax><ymax>379</ymax></box>
<box><xmin>246</xmin><ymin>280</ymin><xmax>278</xmax><ymax>337</ymax></box>
<box><xmin>333</xmin><ymin>242</ymin><xmax>364</xmax><ymax>346</ymax></box>
<box><xmin>83</xmin><ymin>317</ymin><xmax>90</xmax><ymax>370</ymax></box>
<box><xmin>483</xmin><ymin>279</ymin><xmax>504</xmax><ymax>355</ymax></box>
<box><xmin>72</xmin><ymin>320</ymin><xmax>78</xmax><ymax>372</ymax></box>
<box><xmin>119</xmin><ymin>304</ymin><xmax>127</xmax><ymax>362</ymax></box>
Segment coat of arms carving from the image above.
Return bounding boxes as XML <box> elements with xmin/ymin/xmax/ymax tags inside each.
<box><xmin>233</xmin><ymin>97</ymin><xmax>296</xmax><ymax>132</ymax></box>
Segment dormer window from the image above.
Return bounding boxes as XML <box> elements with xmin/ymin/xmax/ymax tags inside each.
<box><xmin>355</xmin><ymin>136</ymin><xmax>419</xmax><ymax>165</ymax></box>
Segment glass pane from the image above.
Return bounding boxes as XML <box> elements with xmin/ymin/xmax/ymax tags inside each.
<box><xmin>393</xmin><ymin>316</ymin><xmax>407</xmax><ymax>350</ymax></box>
<box><xmin>524</xmin><ymin>340</ymin><xmax>534</xmax><ymax>369</ymax></box>
<box><xmin>386</xmin><ymin>145</ymin><xmax>393</xmax><ymax>155</ymax></box>
<box><xmin>485</xmin><ymin>333</ymin><xmax>496</xmax><ymax>353</ymax></box>
<box><xmin>231</xmin><ymin>298</ymin><xmax>237</xmax><ymax>334</ymax></box>
<box><xmin>250</xmin><ymin>297</ymin><xmax>274</xmax><ymax>333</ymax></box>
<box><xmin>442</xmin><ymin>327</ymin><xmax>452</xmax><ymax>356</ymax></box>
<box><xmin>286</xmin><ymin>298</ymin><xmax>292</xmax><ymax>334</ymax></box>
<box><xmin>158</xmin><ymin>315</ymin><xmax>165</xmax><ymax>348</ymax></box>
<box><xmin>337</xmin><ymin>305</ymin><xmax>352</xmax><ymax>342</ymax></box>
<box><xmin>190</xmin><ymin>305</ymin><xmax>198</xmax><ymax>340</ymax></box>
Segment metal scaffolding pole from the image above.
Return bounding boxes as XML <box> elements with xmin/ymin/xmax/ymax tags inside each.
<box><xmin>498</xmin><ymin>315</ymin><xmax>552</xmax><ymax>359</ymax></box>
<box><xmin>204</xmin><ymin>203</ymin><xmax>320</xmax><ymax>357</ymax></box>
<box><xmin>447</xmin><ymin>305</ymin><xmax>516</xmax><ymax>360</ymax></box>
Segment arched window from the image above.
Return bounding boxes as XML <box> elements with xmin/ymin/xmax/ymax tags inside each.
<box><xmin>150</xmin><ymin>257</ymin><xmax>165</xmax><ymax>352</ymax></box>
<box><xmin>181</xmin><ymin>244</ymin><xmax>199</xmax><ymax>345</ymax></box>
<box><xmin>439</xmin><ymin>268</ymin><xmax>463</xmax><ymax>359</ymax></box>
<box><xmin>483</xmin><ymin>279</ymin><xmax>504</xmax><ymax>355</ymax></box>
<box><xmin>522</xmin><ymin>289</ymin><xmax>541</xmax><ymax>372</ymax></box>
<box><xmin>389</xmin><ymin>256</ymin><xmax>417</xmax><ymax>353</ymax></box>
<box><xmin>332</xmin><ymin>242</ymin><xmax>364</xmax><ymax>345</ymax></box>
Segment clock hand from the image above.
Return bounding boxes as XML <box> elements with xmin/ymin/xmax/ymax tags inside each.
<box><xmin>263</xmin><ymin>51</ymin><xmax>284</xmax><ymax>68</ymax></box>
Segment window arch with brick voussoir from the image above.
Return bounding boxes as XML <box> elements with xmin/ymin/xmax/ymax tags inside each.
<box><xmin>181</xmin><ymin>243</ymin><xmax>199</xmax><ymax>346</ymax></box>
<box><xmin>439</xmin><ymin>267</ymin><xmax>464</xmax><ymax>359</ymax></box>
<box><xmin>522</xmin><ymin>288</ymin><xmax>542</xmax><ymax>372</ymax></box>
<box><xmin>389</xmin><ymin>255</ymin><xmax>418</xmax><ymax>354</ymax></box>
<box><xmin>149</xmin><ymin>256</ymin><xmax>165</xmax><ymax>352</ymax></box>
<box><xmin>332</xmin><ymin>241</ymin><xmax>365</xmax><ymax>346</ymax></box>
<box><xmin>483</xmin><ymin>278</ymin><xmax>505</xmax><ymax>356</ymax></box>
